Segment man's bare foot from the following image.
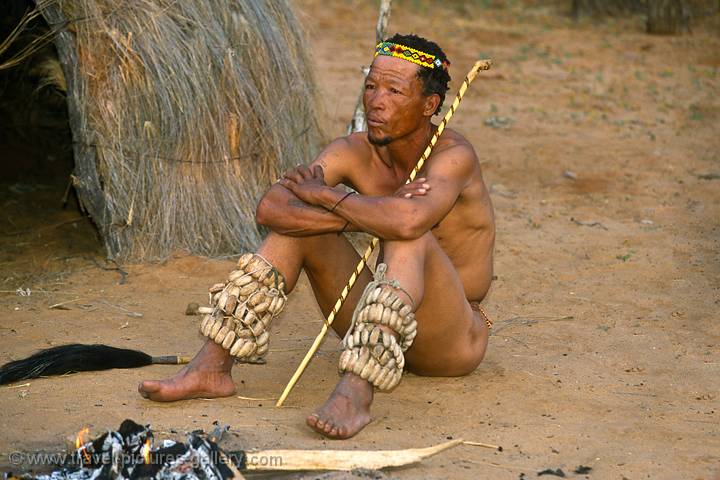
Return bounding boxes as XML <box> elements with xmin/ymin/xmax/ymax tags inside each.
<box><xmin>138</xmin><ymin>340</ymin><xmax>236</xmax><ymax>402</ymax></box>
<box><xmin>306</xmin><ymin>372</ymin><xmax>373</xmax><ymax>439</ymax></box>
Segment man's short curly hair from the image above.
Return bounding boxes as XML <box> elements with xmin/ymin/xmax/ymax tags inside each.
<box><xmin>384</xmin><ymin>33</ymin><xmax>451</xmax><ymax>115</ymax></box>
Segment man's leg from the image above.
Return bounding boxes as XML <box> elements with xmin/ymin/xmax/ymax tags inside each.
<box><xmin>138</xmin><ymin>231</ymin><xmax>372</xmax><ymax>402</ymax></box>
<box><xmin>307</xmin><ymin>232</ymin><xmax>489</xmax><ymax>438</ymax></box>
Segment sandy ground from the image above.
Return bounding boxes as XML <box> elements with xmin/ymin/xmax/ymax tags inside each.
<box><xmin>1</xmin><ymin>1</ymin><xmax>719</xmax><ymax>479</ymax></box>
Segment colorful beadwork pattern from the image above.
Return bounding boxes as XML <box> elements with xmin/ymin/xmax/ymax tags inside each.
<box><xmin>375</xmin><ymin>41</ymin><xmax>448</xmax><ymax>70</ymax></box>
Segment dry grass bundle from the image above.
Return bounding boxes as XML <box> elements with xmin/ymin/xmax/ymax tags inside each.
<box><xmin>42</xmin><ymin>0</ymin><xmax>323</xmax><ymax>260</ymax></box>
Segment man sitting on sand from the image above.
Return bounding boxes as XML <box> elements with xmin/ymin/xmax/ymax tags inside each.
<box><xmin>139</xmin><ymin>33</ymin><xmax>495</xmax><ymax>440</ymax></box>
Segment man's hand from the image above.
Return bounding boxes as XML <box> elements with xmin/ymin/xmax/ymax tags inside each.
<box><xmin>279</xmin><ymin>165</ymin><xmax>328</xmax><ymax>206</ymax></box>
<box><xmin>393</xmin><ymin>178</ymin><xmax>431</xmax><ymax>199</ymax></box>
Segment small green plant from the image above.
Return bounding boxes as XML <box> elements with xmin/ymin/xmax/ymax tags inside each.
<box><xmin>689</xmin><ymin>104</ymin><xmax>703</xmax><ymax>121</ymax></box>
<box><xmin>616</xmin><ymin>251</ymin><xmax>634</xmax><ymax>262</ymax></box>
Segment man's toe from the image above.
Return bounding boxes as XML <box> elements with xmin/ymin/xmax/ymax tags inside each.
<box><xmin>323</xmin><ymin>421</ymin><xmax>334</xmax><ymax>434</ymax></box>
<box><xmin>306</xmin><ymin>413</ymin><xmax>320</xmax><ymax>428</ymax></box>
<box><xmin>138</xmin><ymin>381</ymin><xmax>156</xmax><ymax>398</ymax></box>
<box><xmin>140</xmin><ymin>380</ymin><xmax>160</xmax><ymax>392</ymax></box>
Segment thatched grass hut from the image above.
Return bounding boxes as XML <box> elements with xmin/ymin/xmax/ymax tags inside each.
<box><xmin>1</xmin><ymin>0</ymin><xmax>322</xmax><ymax>261</ymax></box>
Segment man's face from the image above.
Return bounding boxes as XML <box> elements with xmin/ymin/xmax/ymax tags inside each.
<box><xmin>363</xmin><ymin>55</ymin><xmax>433</xmax><ymax>146</ymax></box>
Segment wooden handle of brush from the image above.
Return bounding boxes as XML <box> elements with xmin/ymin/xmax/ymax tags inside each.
<box><xmin>151</xmin><ymin>355</ymin><xmax>191</xmax><ymax>364</ymax></box>
<box><xmin>275</xmin><ymin>59</ymin><xmax>491</xmax><ymax>407</ymax></box>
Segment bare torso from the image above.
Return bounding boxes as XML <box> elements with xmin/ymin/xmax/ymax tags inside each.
<box><xmin>341</xmin><ymin>128</ymin><xmax>495</xmax><ymax>303</ymax></box>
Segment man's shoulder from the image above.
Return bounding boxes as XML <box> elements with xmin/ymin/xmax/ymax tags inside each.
<box><xmin>344</xmin><ymin>132</ymin><xmax>374</xmax><ymax>157</ymax></box>
<box><xmin>321</xmin><ymin>132</ymin><xmax>372</xmax><ymax>160</ymax></box>
<box><xmin>431</xmin><ymin>128</ymin><xmax>477</xmax><ymax>166</ymax></box>
<box><xmin>437</xmin><ymin>128</ymin><xmax>474</xmax><ymax>152</ymax></box>
<box><xmin>312</xmin><ymin>133</ymin><xmax>373</xmax><ymax>186</ymax></box>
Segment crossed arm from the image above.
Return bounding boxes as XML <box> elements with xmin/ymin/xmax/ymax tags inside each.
<box><xmin>255</xmin><ymin>139</ymin><xmax>475</xmax><ymax>240</ymax></box>
<box><xmin>255</xmin><ymin>139</ymin><xmax>360</xmax><ymax>237</ymax></box>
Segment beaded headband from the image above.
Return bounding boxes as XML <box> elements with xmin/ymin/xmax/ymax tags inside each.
<box><xmin>374</xmin><ymin>41</ymin><xmax>450</xmax><ymax>71</ymax></box>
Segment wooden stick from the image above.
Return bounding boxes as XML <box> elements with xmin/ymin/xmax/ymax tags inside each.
<box><xmin>276</xmin><ymin>59</ymin><xmax>492</xmax><ymax>407</ymax></box>
<box><xmin>375</xmin><ymin>0</ymin><xmax>392</xmax><ymax>43</ymax></box>
<box><xmin>347</xmin><ymin>0</ymin><xmax>393</xmax><ymax>134</ymax></box>
<box><xmin>463</xmin><ymin>440</ymin><xmax>502</xmax><ymax>450</ymax></box>
<box><xmin>49</xmin><ymin>298</ymin><xmax>86</xmax><ymax>309</ymax></box>
<box><xmin>236</xmin><ymin>395</ymin><xmax>277</xmax><ymax>401</ymax></box>
<box><xmin>6</xmin><ymin>382</ymin><xmax>31</xmax><ymax>389</ymax></box>
<box><xmin>244</xmin><ymin>438</ymin><xmax>462</xmax><ymax>471</ymax></box>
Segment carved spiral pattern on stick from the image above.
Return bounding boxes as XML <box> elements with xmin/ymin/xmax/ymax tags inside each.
<box><xmin>338</xmin><ymin>264</ymin><xmax>417</xmax><ymax>391</ymax></box>
<box><xmin>199</xmin><ymin>253</ymin><xmax>286</xmax><ymax>362</ymax></box>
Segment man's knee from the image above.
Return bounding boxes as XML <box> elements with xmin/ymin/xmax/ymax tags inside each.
<box><xmin>263</xmin><ymin>230</ymin><xmax>329</xmax><ymax>249</ymax></box>
<box><xmin>258</xmin><ymin>231</ymin><xmax>337</xmax><ymax>292</ymax></box>
<box><xmin>262</xmin><ymin>231</ymin><xmax>346</xmax><ymax>263</ymax></box>
<box><xmin>382</xmin><ymin>231</ymin><xmax>434</xmax><ymax>256</ymax></box>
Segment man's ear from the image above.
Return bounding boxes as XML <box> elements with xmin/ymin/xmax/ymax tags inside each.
<box><xmin>422</xmin><ymin>93</ymin><xmax>441</xmax><ymax>117</ymax></box>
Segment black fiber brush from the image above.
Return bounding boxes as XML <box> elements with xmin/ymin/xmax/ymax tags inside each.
<box><xmin>0</xmin><ymin>344</ymin><xmax>190</xmax><ymax>385</ymax></box>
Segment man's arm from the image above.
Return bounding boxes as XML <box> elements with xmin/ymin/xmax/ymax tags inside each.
<box><xmin>281</xmin><ymin>144</ymin><xmax>476</xmax><ymax>240</ymax></box>
<box><xmin>255</xmin><ymin>138</ymin><xmax>355</xmax><ymax>236</ymax></box>
<box><xmin>255</xmin><ymin>184</ymin><xmax>350</xmax><ymax>236</ymax></box>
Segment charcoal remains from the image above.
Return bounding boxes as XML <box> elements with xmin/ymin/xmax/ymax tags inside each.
<box><xmin>32</xmin><ymin>419</ymin><xmax>243</xmax><ymax>480</ymax></box>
